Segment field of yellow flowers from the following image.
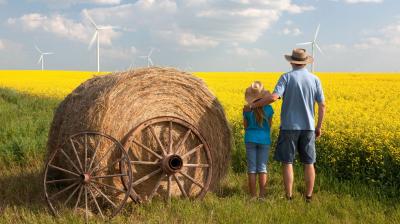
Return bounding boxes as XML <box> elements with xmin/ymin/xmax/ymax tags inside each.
<box><xmin>0</xmin><ymin>70</ymin><xmax>399</xmax><ymax>187</ymax></box>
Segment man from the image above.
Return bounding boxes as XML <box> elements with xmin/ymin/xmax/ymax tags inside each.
<box><xmin>246</xmin><ymin>48</ymin><xmax>326</xmax><ymax>202</ymax></box>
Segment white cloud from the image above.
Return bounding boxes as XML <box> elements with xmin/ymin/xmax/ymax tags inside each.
<box><xmin>227</xmin><ymin>46</ymin><xmax>267</xmax><ymax>57</ymax></box>
<box><xmin>344</xmin><ymin>0</ymin><xmax>383</xmax><ymax>4</ymax></box>
<box><xmin>102</xmin><ymin>46</ymin><xmax>132</xmax><ymax>60</ymax></box>
<box><xmin>382</xmin><ymin>21</ymin><xmax>400</xmax><ymax>45</ymax></box>
<box><xmin>0</xmin><ymin>39</ymin><xmax>4</xmax><ymax>50</ymax></box>
<box><xmin>7</xmin><ymin>13</ymin><xmax>120</xmax><ymax>46</ymax></box>
<box><xmin>282</xmin><ymin>27</ymin><xmax>302</xmax><ymax>36</ymax></box>
<box><xmin>354</xmin><ymin>37</ymin><xmax>384</xmax><ymax>49</ymax></box>
<box><xmin>324</xmin><ymin>43</ymin><xmax>347</xmax><ymax>51</ymax></box>
<box><xmin>31</xmin><ymin>0</ymin><xmax>121</xmax><ymax>6</ymax></box>
<box><xmin>84</xmin><ymin>0</ymin><xmax>314</xmax><ymax>48</ymax></box>
<box><xmin>0</xmin><ymin>38</ymin><xmax>24</xmax><ymax>52</ymax></box>
<box><xmin>354</xmin><ymin>19</ymin><xmax>400</xmax><ymax>49</ymax></box>
<box><xmin>157</xmin><ymin>27</ymin><xmax>218</xmax><ymax>49</ymax></box>
<box><xmin>285</xmin><ymin>20</ymin><xmax>293</xmax><ymax>25</ymax></box>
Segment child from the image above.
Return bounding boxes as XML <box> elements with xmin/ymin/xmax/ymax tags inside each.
<box><xmin>243</xmin><ymin>81</ymin><xmax>274</xmax><ymax>199</ymax></box>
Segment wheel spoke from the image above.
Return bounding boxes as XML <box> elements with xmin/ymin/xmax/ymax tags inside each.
<box><xmin>131</xmin><ymin>139</ymin><xmax>162</xmax><ymax>159</ymax></box>
<box><xmin>183</xmin><ymin>164</ymin><xmax>210</xmax><ymax>168</ymax></box>
<box><xmin>91</xmin><ymin>180</ymin><xmax>127</xmax><ymax>194</ymax></box>
<box><xmin>48</xmin><ymin>164</ymin><xmax>80</xmax><ymax>177</ymax></box>
<box><xmin>132</xmin><ymin>168</ymin><xmax>162</xmax><ymax>187</ymax></box>
<box><xmin>88</xmin><ymin>186</ymin><xmax>105</xmax><ymax>219</ymax></box>
<box><xmin>149</xmin><ymin>125</ymin><xmax>167</xmax><ymax>156</ymax></box>
<box><xmin>178</xmin><ymin>171</ymin><xmax>204</xmax><ymax>189</ymax></box>
<box><xmin>84</xmin><ymin>134</ymin><xmax>88</xmax><ymax>172</ymax></box>
<box><xmin>173</xmin><ymin>174</ymin><xmax>188</xmax><ymax>198</ymax></box>
<box><xmin>70</xmin><ymin>138</ymin><xmax>84</xmax><ymax>172</ymax></box>
<box><xmin>148</xmin><ymin>174</ymin><xmax>165</xmax><ymax>201</ymax></box>
<box><xmin>74</xmin><ymin>185</ymin><xmax>84</xmax><ymax>211</ymax></box>
<box><xmin>84</xmin><ymin>186</ymin><xmax>88</xmax><ymax>223</ymax></box>
<box><xmin>64</xmin><ymin>183</ymin><xmax>81</xmax><ymax>206</ymax></box>
<box><xmin>60</xmin><ymin>148</ymin><xmax>81</xmax><ymax>174</ymax></box>
<box><xmin>49</xmin><ymin>182</ymin><xmax>80</xmax><ymax>200</ymax></box>
<box><xmin>175</xmin><ymin>129</ymin><xmax>191</xmax><ymax>155</ymax></box>
<box><xmin>89</xmin><ymin>144</ymin><xmax>119</xmax><ymax>174</ymax></box>
<box><xmin>130</xmin><ymin>160</ymin><xmax>159</xmax><ymax>165</ymax></box>
<box><xmin>91</xmin><ymin>174</ymin><xmax>127</xmax><ymax>179</ymax></box>
<box><xmin>88</xmin><ymin>136</ymin><xmax>100</xmax><ymax>172</ymax></box>
<box><xmin>169</xmin><ymin>121</ymin><xmax>173</xmax><ymax>154</ymax></box>
<box><xmin>46</xmin><ymin>177</ymin><xmax>79</xmax><ymax>184</ymax></box>
<box><xmin>90</xmin><ymin>183</ymin><xmax>118</xmax><ymax>208</ymax></box>
<box><xmin>181</xmin><ymin>144</ymin><xmax>203</xmax><ymax>159</ymax></box>
<box><xmin>167</xmin><ymin>175</ymin><xmax>172</xmax><ymax>200</ymax></box>
<box><xmin>91</xmin><ymin>157</ymin><xmax>125</xmax><ymax>175</ymax></box>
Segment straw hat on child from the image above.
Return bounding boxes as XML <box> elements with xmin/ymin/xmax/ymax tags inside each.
<box><xmin>245</xmin><ymin>81</ymin><xmax>270</xmax><ymax>104</ymax></box>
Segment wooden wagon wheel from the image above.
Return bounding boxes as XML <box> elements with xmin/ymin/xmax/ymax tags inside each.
<box><xmin>43</xmin><ymin>132</ymin><xmax>133</xmax><ymax>222</ymax></box>
<box><xmin>121</xmin><ymin>116</ymin><xmax>212</xmax><ymax>202</ymax></box>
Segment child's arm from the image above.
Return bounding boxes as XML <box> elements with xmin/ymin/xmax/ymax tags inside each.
<box><xmin>268</xmin><ymin>117</ymin><xmax>272</xmax><ymax>128</ymax></box>
<box><xmin>243</xmin><ymin>114</ymin><xmax>248</xmax><ymax>129</ymax></box>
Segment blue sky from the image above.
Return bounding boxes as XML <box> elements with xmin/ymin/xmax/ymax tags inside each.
<box><xmin>0</xmin><ymin>0</ymin><xmax>399</xmax><ymax>72</ymax></box>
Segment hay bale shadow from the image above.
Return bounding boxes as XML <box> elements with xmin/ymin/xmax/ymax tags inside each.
<box><xmin>0</xmin><ymin>168</ymin><xmax>46</xmax><ymax>211</ymax></box>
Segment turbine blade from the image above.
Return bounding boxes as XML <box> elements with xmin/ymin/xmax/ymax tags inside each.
<box><xmin>88</xmin><ymin>31</ymin><xmax>98</xmax><ymax>50</ymax></box>
<box><xmin>37</xmin><ymin>55</ymin><xmax>43</xmax><ymax>64</ymax></box>
<box><xmin>148</xmin><ymin>48</ymin><xmax>154</xmax><ymax>57</ymax></box>
<box><xmin>35</xmin><ymin>45</ymin><xmax>42</xmax><ymax>53</ymax></box>
<box><xmin>315</xmin><ymin>43</ymin><xmax>323</xmax><ymax>54</ymax></box>
<box><xmin>296</xmin><ymin>42</ymin><xmax>313</xmax><ymax>46</ymax></box>
<box><xmin>43</xmin><ymin>52</ymin><xmax>54</xmax><ymax>55</ymax></box>
<box><xmin>149</xmin><ymin>58</ymin><xmax>154</xmax><ymax>66</ymax></box>
<box><xmin>314</xmin><ymin>24</ymin><xmax>320</xmax><ymax>41</ymax></box>
<box><xmin>98</xmin><ymin>25</ymin><xmax>116</xmax><ymax>30</ymax></box>
<box><xmin>84</xmin><ymin>10</ymin><xmax>97</xmax><ymax>28</ymax></box>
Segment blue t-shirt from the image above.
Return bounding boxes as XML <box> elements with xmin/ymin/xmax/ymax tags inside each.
<box><xmin>273</xmin><ymin>68</ymin><xmax>325</xmax><ymax>130</ymax></box>
<box><xmin>244</xmin><ymin>105</ymin><xmax>274</xmax><ymax>145</ymax></box>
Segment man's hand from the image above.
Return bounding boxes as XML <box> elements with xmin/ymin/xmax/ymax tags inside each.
<box><xmin>315</xmin><ymin>128</ymin><xmax>322</xmax><ymax>138</ymax></box>
<box><xmin>243</xmin><ymin>104</ymin><xmax>252</xmax><ymax>112</ymax></box>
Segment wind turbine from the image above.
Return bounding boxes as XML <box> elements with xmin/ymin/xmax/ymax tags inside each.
<box><xmin>85</xmin><ymin>10</ymin><xmax>114</xmax><ymax>72</ymax></box>
<box><xmin>297</xmin><ymin>24</ymin><xmax>323</xmax><ymax>72</ymax></box>
<box><xmin>128</xmin><ymin>58</ymin><xmax>136</xmax><ymax>70</ymax></box>
<box><xmin>140</xmin><ymin>48</ymin><xmax>156</xmax><ymax>67</ymax></box>
<box><xmin>35</xmin><ymin>45</ymin><xmax>54</xmax><ymax>71</ymax></box>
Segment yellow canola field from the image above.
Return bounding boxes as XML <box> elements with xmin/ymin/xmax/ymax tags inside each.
<box><xmin>1</xmin><ymin>70</ymin><xmax>400</xmax><ymax>185</ymax></box>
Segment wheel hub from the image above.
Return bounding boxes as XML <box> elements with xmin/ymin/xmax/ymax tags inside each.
<box><xmin>81</xmin><ymin>173</ymin><xmax>91</xmax><ymax>184</ymax></box>
<box><xmin>161</xmin><ymin>154</ymin><xmax>183</xmax><ymax>175</ymax></box>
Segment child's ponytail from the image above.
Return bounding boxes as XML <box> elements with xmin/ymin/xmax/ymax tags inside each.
<box><xmin>254</xmin><ymin>107</ymin><xmax>265</xmax><ymax>127</ymax></box>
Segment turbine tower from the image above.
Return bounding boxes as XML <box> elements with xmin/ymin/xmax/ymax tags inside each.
<box><xmin>35</xmin><ymin>45</ymin><xmax>54</xmax><ymax>71</ymax></box>
<box><xmin>140</xmin><ymin>48</ymin><xmax>155</xmax><ymax>68</ymax></box>
<box><xmin>297</xmin><ymin>24</ymin><xmax>323</xmax><ymax>72</ymax></box>
<box><xmin>85</xmin><ymin>10</ymin><xmax>114</xmax><ymax>72</ymax></box>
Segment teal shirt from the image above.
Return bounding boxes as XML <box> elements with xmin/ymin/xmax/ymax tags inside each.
<box><xmin>244</xmin><ymin>105</ymin><xmax>274</xmax><ymax>145</ymax></box>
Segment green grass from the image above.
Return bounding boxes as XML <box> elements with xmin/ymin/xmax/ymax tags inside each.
<box><xmin>0</xmin><ymin>87</ymin><xmax>399</xmax><ymax>223</ymax></box>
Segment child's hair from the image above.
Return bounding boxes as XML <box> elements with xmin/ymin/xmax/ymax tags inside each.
<box><xmin>254</xmin><ymin>107</ymin><xmax>265</xmax><ymax>127</ymax></box>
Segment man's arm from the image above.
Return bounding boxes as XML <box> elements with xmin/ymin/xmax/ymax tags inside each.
<box><xmin>243</xmin><ymin>92</ymin><xmax>280</xmax><ymax>112</ymax></box>
<box><xmin>252</xmin><ymin>92</ymin><xmax>280</xmax><ymax>108</ymax></box>
<box><xmin>315</xmin><ymin>101</ymin><xmax>326</xmax><ymax>138</ymax></box>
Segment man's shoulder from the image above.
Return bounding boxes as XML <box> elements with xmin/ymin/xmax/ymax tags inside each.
<box><xmin>303</xmin><ymin>71</ymin><xmax>320</xmax><ymax>82</ymax></box>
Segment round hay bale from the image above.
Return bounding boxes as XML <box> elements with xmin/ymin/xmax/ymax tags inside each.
<box><xmin>47</xmin><ymin>67</ymin><xmax>232</xmax><ymax>200</ymax></box>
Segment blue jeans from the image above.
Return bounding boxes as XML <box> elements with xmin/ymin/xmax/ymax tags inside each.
<box><xmin>245</xmin><ymin>143</ymin><xmax>270</xmax><ymax>173</ymax></box>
